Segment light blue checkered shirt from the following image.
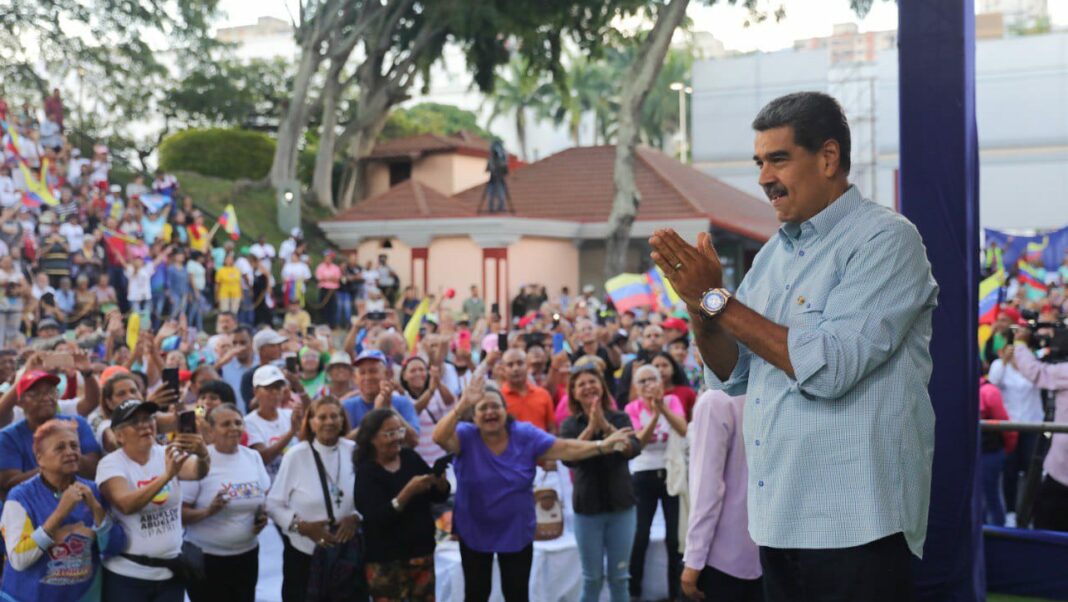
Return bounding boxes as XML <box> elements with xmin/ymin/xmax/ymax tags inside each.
<box><xmin>706</xmin><ymin>185</ymin><xmax>938</xmax><ymax>558</ymax></box>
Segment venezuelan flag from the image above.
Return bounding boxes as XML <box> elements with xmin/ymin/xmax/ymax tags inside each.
<box><xmin>21</xmin><ymin>191</ymin><xmax>44</xmax><ymax>209</ymax></box>
<box><xmin>218</xmin><ymin>204</ymin><xmax>241</xmax><ymax>241</ymax></box>
<box><xmin>644</xmin><ymin>266</ymin><xmax>681</xmax><ymax>312</ymax></box>
<box><xmin>605</xmin><ymin>273</ymin><xmax>655</xmax><ymax>313</ymax></box>
<box><xmin>17</xmin><ymin>159</ymin><xmax>58</xmax><ymax>206</ymax></box>
<box><xmin>978</xmin><ymin>269</ymin><xmax>1004</xmax><ymax>324</ymax></box>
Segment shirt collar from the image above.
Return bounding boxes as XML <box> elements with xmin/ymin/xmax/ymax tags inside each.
<box><xmin>777</xmin><ymin>185</ymin><xmax>862</xmax><ymax>242</ymax></box>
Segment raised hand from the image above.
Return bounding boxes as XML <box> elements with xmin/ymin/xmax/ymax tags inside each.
<box><xmin>649</xmin><ymin>228</ymin><xmax>724</xmax><ymax>309</ymax></box>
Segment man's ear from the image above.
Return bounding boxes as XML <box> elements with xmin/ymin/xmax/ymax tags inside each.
<box><xmin>821</xmin><ymin>139</ymin><xmax>843</xmax><ymax>178</ymax></box>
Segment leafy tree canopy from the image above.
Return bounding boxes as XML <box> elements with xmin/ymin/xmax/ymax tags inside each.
<box><xmin>380</xmin><ymin>102</ymin><xmax>494</xmax><ymax>141</ymax></box>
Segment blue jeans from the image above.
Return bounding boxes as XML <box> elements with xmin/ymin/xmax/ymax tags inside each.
<box><xmin>103</xmin><ymin>569</ymin><xmax>183</xmax><ymax>602</ymax></box>
<box><xmin>982</xmin><ymin>450</ymin><xmax>1007</xmax><ymax>526</ymax></box>
<box><xmin>336</xmin><ymin>290</ymin><xmax>353</xmax><ymax>327</ymax></box>
<box><xmin>573</xmin><ymin>507</ymin><xmax>637</xmax><ymax>602</ymax></box>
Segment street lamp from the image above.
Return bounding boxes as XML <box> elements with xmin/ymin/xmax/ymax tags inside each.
<box><xmin>670</xmin><ymin>81</ymin><xmax>693</xmax><ymax>163</ymax></box>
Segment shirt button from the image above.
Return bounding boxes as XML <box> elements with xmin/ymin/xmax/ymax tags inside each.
<box><xmin>785</xmin><ymin>284</ymin><xmax>791</xmax><ymax>290</ymax></box>
<box><xmin>758</xmin><ymin>480</ymin><xmax>765</xmax><ymax>487</ymax></box>
<box><xmin>755</xmin><ymin>439</ymin><xmax>761</xmax><ymax>446</ymax></box>
<box><xmin>799</xmin><ymin>250</ymin><xmax>806</xmax><ymax>257</ymax></box>
<box><xmin>755</xmin><ymin>398</ymin><xmax>760</xmax><ymax>405</ymax></box>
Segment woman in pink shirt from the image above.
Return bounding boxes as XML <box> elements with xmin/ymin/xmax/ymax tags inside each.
<box><xmin>624</xmin><ymin>364</ymin><xmax>687</xmax><ymax>601</ymax></box>
<box><xmin>314</xmin><ymin>250</ymin><xmax>342</xmax><ymax>328</ymax></box>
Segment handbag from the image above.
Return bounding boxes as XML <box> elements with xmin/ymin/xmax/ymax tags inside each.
<box><xmin>305</xmin><ymin>446</ymin><xmax>368</xmax><ymax>602</ymax></box>
<box><xmin>123</xmin><ymin>540</ymin><xmax>206</xmax><ymax>583</ymax></box>
<box><xmin>533</xmin><ymin>471</ymin><xmax>564</xmax><ymax>541</ymax></box>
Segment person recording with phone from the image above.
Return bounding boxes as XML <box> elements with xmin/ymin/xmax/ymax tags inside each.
<box><xmin>182</xmin><ymin>403</ymin><xmax>271</xmax><ymax>602</ymax></box>
<box><xmin>354</xmin><ymin>408</ymin><xmax>449</xmax><ymax>601</ymax></box>
<box><xmin>1008</xmin><ymin>327</ymin><xmax>1068</xmax><ymax>531</ymax></box>
<box><xmin>96</xmin><ymin>398</ymin><xmax>209</xmax><ymax>602</ymax></box>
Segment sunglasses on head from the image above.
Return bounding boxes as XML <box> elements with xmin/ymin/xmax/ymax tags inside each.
<box><xmin>569</xmin><ymin>363</ymin><xmax>601</xmax><ymax>376</ymax></box>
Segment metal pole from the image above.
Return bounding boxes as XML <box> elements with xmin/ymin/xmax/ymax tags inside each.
<box><xmin>979</xmin><ymin>420</ymin><xmax>1068</xmax><ymax>435</ymax></box>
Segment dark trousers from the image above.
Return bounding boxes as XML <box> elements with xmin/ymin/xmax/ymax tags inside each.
<box><xmin>281</xmin><ymin>536</ymin><xmax>313</xmax><ymax>602</ymax></box>
<box><xmin>698</xmin><ymin>565</ymin><xmax>764</xmax><ymax>602</ymax></box>
<box><xmin>186</xmin><ymin>546</ymin><xmax>259</xmax><ymax>602</ymax></box>
<box><xmin>981</xmin><ymin>450</ymin><xmax>1007</xmax><ymax>525</ymax></box>
<box><xmin>102</xmin><ymin>569</ymin><xmax>184</xmax><ymax>602</ymax></box>
<box><xmin>458</xmin><ymin>540</ymin><xmax>533</xmax><ymax>602</ymax></box>
<box><xmin>630</xmin><ymin>469</ymin><xmax>681</xmax><ymax>600</ymax></box>
<box><xmin>1004</xmin><ymin>431</ymin><xmax>1038</xmax><ymax>513</ymax></box>
<box><xmin>1034</xmin><ymin>475</ymin><xmax>1068</xmax><ymax>532</ymax></box>
<box><xmin>759</xmin><ymin>533</ymin><xmax>913</xmax><ymax>602</ymax></box>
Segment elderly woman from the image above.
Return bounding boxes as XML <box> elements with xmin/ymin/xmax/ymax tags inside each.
<box><xmin>182</xmin><ymin>404</ymin><xmax>271</xmax><ymax>602</ymax></box>
<box><xmin>355</xmin><ymin>408</ymin><xmax>449</xmax><ymax>601</ymax></box>
<box><xmin>560</xmin><ymin>365</ymin><xmax>642</xmax><ymax>602</ymax></box>
<box><xmin>266</xmin><ymin>397</ymin><xmax>358</xmax><ymax>602</ymax></box>
<box><xmin>433</xmin><ymin>374</ymin><xmax>634</xmax><ymax>602</ymax></box>
<box><xmin>625</xmin><ymin>364</ymin><xmax>688</xmax><ymax>602</ymax></box>
<box><xmin>96</xmin><ymin>399</ymin><xmax>210</xmax><ymax>602</ymax></box>
<box><xmin>1</xmin><ymin>419</ymin><xmax>125</xmax><ymax>601</ymax></box>
<box><xmin>93</xmin><ymin>372</ymin><xmax>177</xmax><ymax>452</ymax></box>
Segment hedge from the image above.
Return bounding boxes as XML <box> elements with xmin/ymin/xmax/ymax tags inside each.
<box><xmin>159</xmin><ymin>128</ymin><xmax>275</xmax><ymax>180</ymax></box>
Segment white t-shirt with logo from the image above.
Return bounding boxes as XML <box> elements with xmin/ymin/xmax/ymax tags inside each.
<box><xmin>96</xmin><ymin>445</ymin><xmax>183</xmax><ymax>580</ymax></box>
<box><xmin>181</xmin><ymin>445</ymin><xmax>271</xmax><ymax>556</ymax></box>
<box><xmin>244</xmin><ymin>408</ymin><xmax>293</xmax><ymax>480</ymax></box>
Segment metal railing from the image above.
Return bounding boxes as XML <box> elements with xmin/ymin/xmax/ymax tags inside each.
<box><xmin>979</xmin><ymin>419</ymin><xmax>1063</xmax><ymax>528</ymax></box>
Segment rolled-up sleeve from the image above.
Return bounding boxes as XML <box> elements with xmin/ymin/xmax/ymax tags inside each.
<box><xmin>787</xmin><ymin>223</ymin><xmax>938</xmax><ymax>399</ymax></box>
<box><xmin>704</xmin><ymin>340</ymin><xmax>751</xmax><ymax>397</ymax></box>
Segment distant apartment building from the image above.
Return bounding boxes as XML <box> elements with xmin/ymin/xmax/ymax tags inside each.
<box><xmin>215</xmin><ymin>16</ymin><xmax>296</xmax><ymax>60</ymax></box>
<box><xmin>691</xmin><ymin>29</ymin><xmax>1068</xmax><ymax>231</ymax></box>
<box><xmin>794</xmin><ymin>23</ymin><xmax>897</xmax><ymax>64</ymax></box>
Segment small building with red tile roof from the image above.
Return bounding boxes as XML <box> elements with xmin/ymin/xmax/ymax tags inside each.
<box><xmin>321</xmin><ymin>143</ymin><xmax>776</xmax><ymax>320</ymax></box>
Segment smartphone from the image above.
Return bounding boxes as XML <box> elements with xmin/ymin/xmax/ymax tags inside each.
<box><xmin>305</xmin><ymin>326</ymin><xmax>315</xmax><ymax>338</ymax></box>
<box><xmin>432</xmin><ymin>453</ymin><xmax>455</xmax><ymax>477</ymax></box>
<box><xmin>367</xmin><ymin>311</ymin><xmax>386</xmax><ymax>321</ymax></box>
<box><xmin>178</xmin><ymin>410</ymin><xmax>198</xmax><ymax>434</ymax></box>
<box><xmin>285</xmin><ymin>355</ymin><xmax>300</xmax><ymax>373</ymax></box>
<box><xmin>490</xmin><ymin>302</ymin><xmax>500</xmax><ymax>315</ymax></box>
<box><xmin>41</xmin><ymin>352</ymin><xmax>74</xmax><ymax>371</ymax></box>
<box><xmin>552</xmin><ymin>313</ymin><xmax>561</xmax><ymax>328</ymax></box>
<box><xmin>497</xmin><ymin>332</ymin><xmax>509</xmax><ymax>353</ymax></box>
<box><xmin>552</xmin><ymin>332</ymin><xmax>565</xmax><ymax>355</ymax></box>
<box><xmin>162</xmin><ymin>367</ymin><xmax>180</xmax><ymax>397</ymax></box>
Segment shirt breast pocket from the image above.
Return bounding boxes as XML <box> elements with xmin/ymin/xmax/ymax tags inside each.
<box><xmin>790</xmin><ymin>297</ymin><xmax>825</xmax><ymax>330</ymax></box>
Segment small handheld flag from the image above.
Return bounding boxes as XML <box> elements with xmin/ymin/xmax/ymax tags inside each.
<box><xmin>218</xmin><ymin>204</ymin><xmax>241</xmax><ymax>241</ymax></box>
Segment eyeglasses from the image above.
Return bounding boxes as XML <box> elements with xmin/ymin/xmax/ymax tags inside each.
<box><xmin>22</xmin><ymin>389</ymin><xmax>59</xmax><ymax>404</ymax></box>
<box><xmin>381</xmin><ymin>427</ymin><xmax>407</xmax><ymax>440</ymax></box>
<box><xmin>569</xmin><ymin>363</ymin><xmax>601</xmax><ymax>376</ymax></box>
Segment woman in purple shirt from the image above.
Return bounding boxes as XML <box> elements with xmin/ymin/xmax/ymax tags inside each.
<box><xmin>433</xmin><ymin>373</ymin><xmax>634</xmax><ymax>602</ymax></box>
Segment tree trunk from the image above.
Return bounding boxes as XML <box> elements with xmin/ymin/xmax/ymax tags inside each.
<box><xmin>337</xmin><ymin>108</ymin><xmax>391</xmax><ymax>209</ymax></box>
<box><xmin>268</xmin><ymin>47</ymin><xmax>322</xmax><ymax>189</ymax></box>
<box><xmin>515</xmin><ymin>109</ymin><xmax>528</xmax><ymax>162</ymax></box>
<box><xmin>310</xmin><ymin>60</ymin><xmax>346</xmax><ymax>209</ymax></box>
<box><xmin>604</xmin><ymin>0</ymin><xmax>691</xmax><ymax>279</ymax></box>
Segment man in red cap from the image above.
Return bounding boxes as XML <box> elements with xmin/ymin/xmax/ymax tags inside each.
<box><xmin>661</xmin><ymin>317</ymin><xmax>689</xmax><ymax>344</ymax></box>
<box><xmin>0</xmin><ymin>370</ymin><xmax>102</xmax><ymax>497</ymax></box>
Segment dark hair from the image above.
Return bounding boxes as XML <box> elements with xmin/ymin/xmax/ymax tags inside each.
<box><xmin>752</xmin><ymin>92</ymin><xmax>851</xmax><ymax>174</ymax></box>
<box><xmin>300</xmin><ymin>396</ymin><xmax>350</xmax><ymax>443</ymax></box>
<box><xmin>355</xmin><ymin>408</ymin><xmax>400</xmax><ymax>463</ymax></box>
<box><xmin>567</xmin><ymin>367</ymin><xmax>614</xmax><ymax>417</ymax></box>
<box><xmin>651</xmin><ymin>351</ymin><xmax>688</xmax><ymax>388</ymax></box>
<box><xmin>399</xmin><ymin>356</ymin><xmax>429</xmax><ymax>398</ymax></box>
<box><xmin>101</xmin><ymin>373</ymin><xmax>139</xmax><ymax>418</ymax></box>
<box><xmin>198</xmin><ymin>380</ymin><xmax>236</xmax><ymax>404</ymax></box>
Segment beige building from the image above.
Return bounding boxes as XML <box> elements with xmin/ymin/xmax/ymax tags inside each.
<box><xmin>320</xmin><ymin>134</ymin><xmax>777</xmax><ymax>320</ymax></box>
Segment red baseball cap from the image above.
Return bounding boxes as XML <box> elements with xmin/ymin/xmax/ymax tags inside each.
<box><xmin>661</xmin><ymin>317</ymin><xmax>689</xmax><ymax>335</ymax></box>
<box><xmin>17</xmin><ymin>370</ymin><xmax>61</xmax><ymax>398</ymax></box>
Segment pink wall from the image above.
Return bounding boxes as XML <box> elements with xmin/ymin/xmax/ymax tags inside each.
<box><xmin>354</xmin><ymin>238</ymin><xmax>412</xmax><ymax>290</ymax></box>
<box><xmin>427</xmin><ymin>237</ymin><xmax>483</xmax><ymax>300</ymax></box>
<box><xmin>507</xmin><ymin>237</ymin><xmax>579</xmax><ymax>310</ymax></box>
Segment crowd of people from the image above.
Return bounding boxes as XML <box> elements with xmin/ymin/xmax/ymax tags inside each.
<box><xmin>978</xmin><ymin>242</ymin><xmax>1068</xmax><ymax>532</ymax></box>
<box><xmin>0</xmin><ymin>91</ymin><xmax>735</xmax><ymax>600</ymax></box>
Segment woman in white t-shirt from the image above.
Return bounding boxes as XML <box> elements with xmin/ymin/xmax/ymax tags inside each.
<box><xmin>182</xmin><ymin>404</ymin><xmax>271</xmax><ymax>602</ymax></box>
<box><xmin>623</xmin><ymin>364</ymin><xmax>688</xmax><ymax>602</ymax></box>
<box><xmin>96</xmin><ymin>399</ymin><xmax>209</xmax><ymax>602</ymax></box>
<box><xmin>244</xmin><ymin>365</ymin><xmax>303</xmax><ymax>482</ymax></box>
<box><xmin>266</xmin><ymin>397</ymin><xmax>358</xmax><ymax>602</ymax></box>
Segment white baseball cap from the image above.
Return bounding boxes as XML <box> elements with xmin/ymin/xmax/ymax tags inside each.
<box><xmin>252</xmin><ymin>365</ymin><xmax>287</xmax><ymax>388</ymax></box>
<box><xmin>252</xmin><ymin>329</ymin><xmax>288</xmax><ymax>354</ymax></box>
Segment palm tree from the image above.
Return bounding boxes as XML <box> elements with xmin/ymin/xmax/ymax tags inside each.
<box><xmin>547</xmin><ymin>55</ymin><xmax>618</xmax><ymax>146</ymax></box>
<box><xmin>484</xmin><ymin>57</ymin><xmax>554</xmax><ymax>161</ymax></box>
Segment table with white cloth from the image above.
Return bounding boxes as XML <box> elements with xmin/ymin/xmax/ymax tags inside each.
<box><xmin>253</xmin><ymin>466</ymin><xmax>671</xmax><ymax>602</ymax></box>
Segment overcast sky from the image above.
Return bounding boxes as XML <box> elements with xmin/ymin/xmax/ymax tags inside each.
<box><xmin>214</xmin><ymin>0</ymin><xmax>1068</xmax><ymax>53</ymax></box>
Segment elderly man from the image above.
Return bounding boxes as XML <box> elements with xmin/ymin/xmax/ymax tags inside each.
<box><xmin>0</xmin><ymin>370</ymin><xmax>102</xmax><ymax>497</ymax></box>
<box><xmin>652</xmin><ymin>92</ymin><xmax>937</xmax><ymax>601</ymax></box>
<box><xmin>240</xmin><ymin>328</ymin><xmax>288</xmax><ymax>408</ymax></box>
<box><xmin>340</xmin><ymin>350</ymin><xmax>419</xmax><ymax>445</ymax></box>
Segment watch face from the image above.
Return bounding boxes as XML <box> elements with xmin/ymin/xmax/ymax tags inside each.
<box><xmin>702</xmin><ymin>290</ymin><xmax>726</xmax><ymax>314</ymax></box>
